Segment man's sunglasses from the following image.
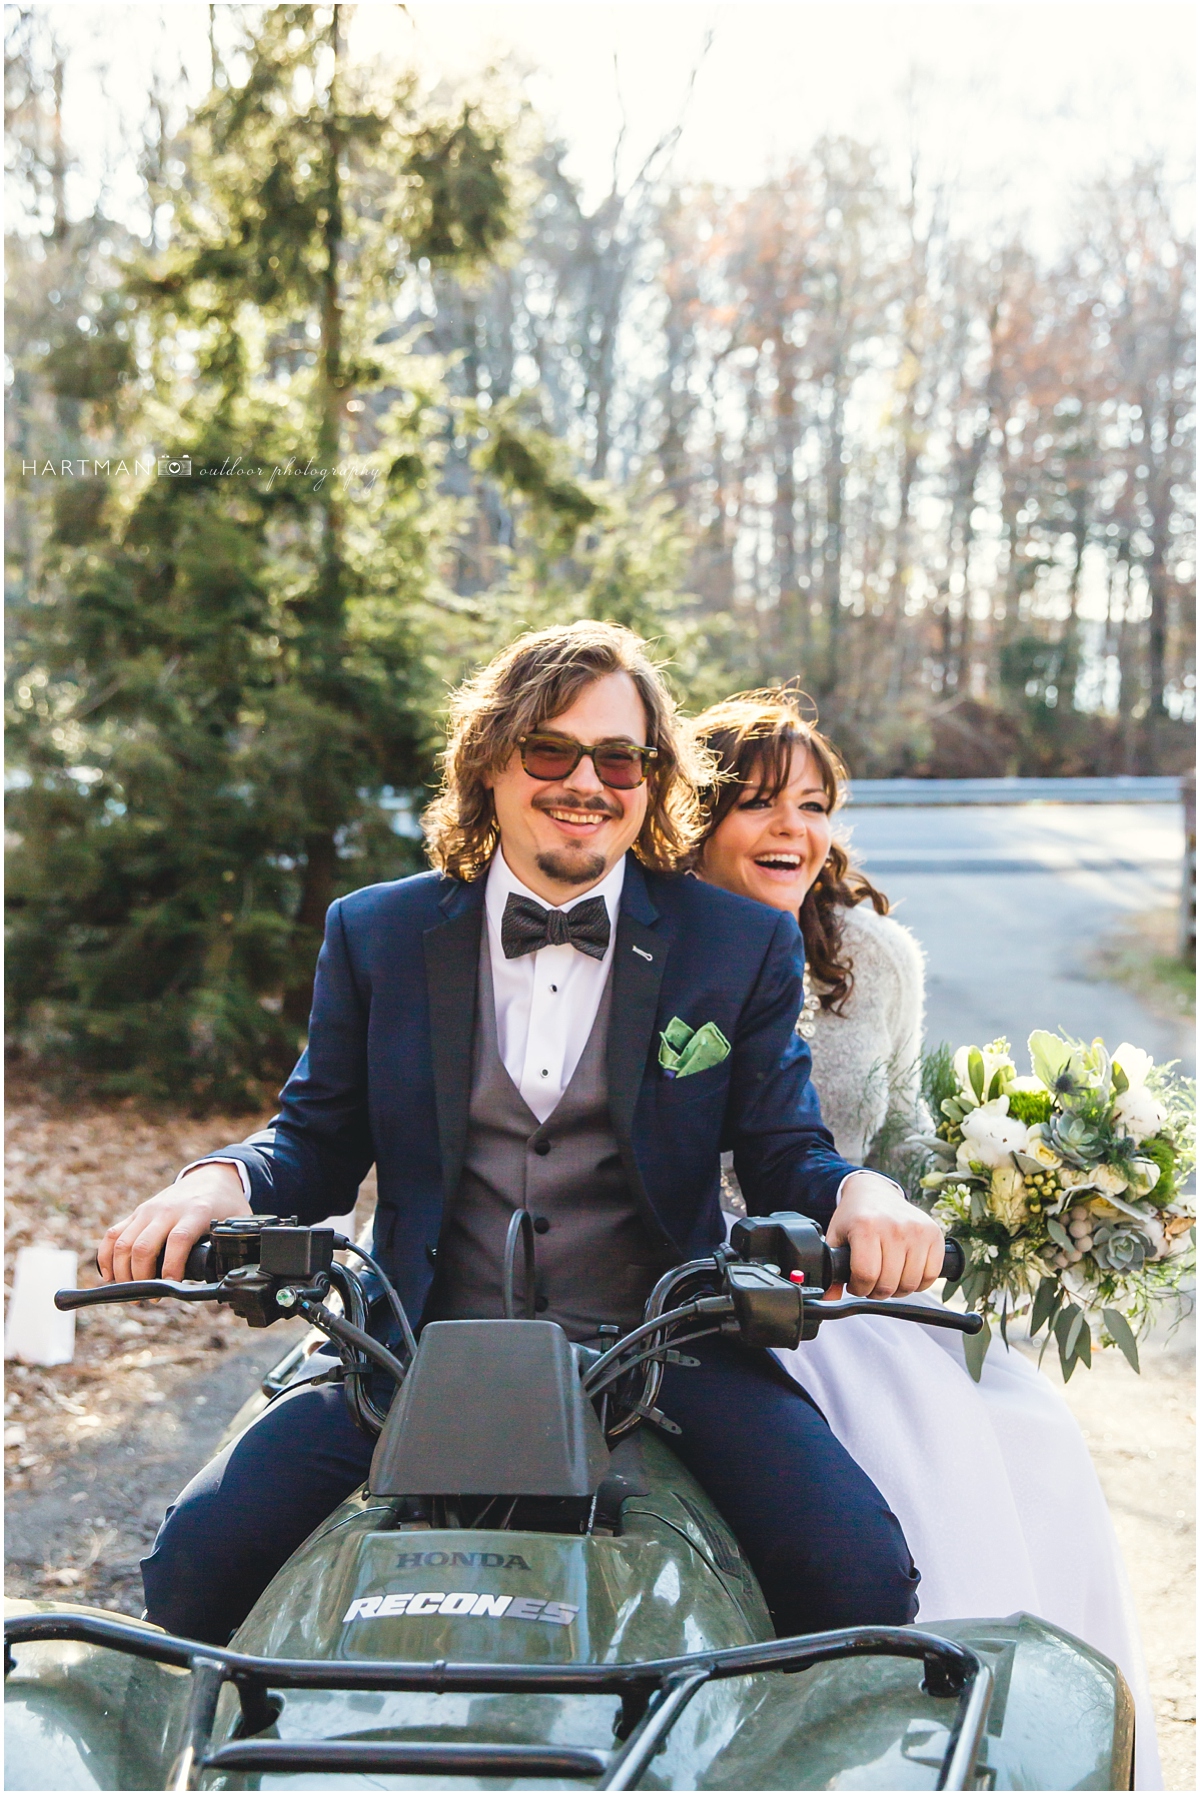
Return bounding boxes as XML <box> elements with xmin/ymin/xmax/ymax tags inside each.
<box><xmin>517</xmin><ymin>733</ymin><xmax>658</xmax><ymax>790</ymax></box>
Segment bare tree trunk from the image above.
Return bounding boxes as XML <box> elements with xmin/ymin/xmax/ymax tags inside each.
<box><xmin>286</xmin><ymin>4</ymin><xmax>344</xmax><ymax>1030</ymax></box>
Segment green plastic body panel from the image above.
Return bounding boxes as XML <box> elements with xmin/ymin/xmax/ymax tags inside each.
<box><xmin>3</xmin><ymin>1600</ymin><xmax>189</xmax><ymax>1791</ymax></box>
<box><xmin>4</xmin><ymin>1432</ymin><xmax>1134</xmax><ymax>1791</ymax></box>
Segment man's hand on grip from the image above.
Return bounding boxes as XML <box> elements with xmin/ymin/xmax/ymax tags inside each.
<box><xmin>98</xmin><ymin>1163</ymin><xmax>251</xmax><ymax>1283</ymax></box>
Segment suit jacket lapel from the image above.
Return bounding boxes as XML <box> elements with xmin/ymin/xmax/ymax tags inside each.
<box><xmin>607</xmin><ymin>859</ymin><xmax>668</xmax><ymax>1211</ymax></box>
<box><xmin>423</xmin><ymin>879</ymin><xmax>485</xmax><ymax>1205</ymax></box>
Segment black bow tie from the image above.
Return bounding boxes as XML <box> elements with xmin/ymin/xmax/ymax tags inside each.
<box><xmin>500</xmin><ymin>892</ymin><xmax>611</xmax><ymax>962</ymax></box>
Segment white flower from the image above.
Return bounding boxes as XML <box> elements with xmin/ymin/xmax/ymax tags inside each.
<box><xmin>1111</xmin><ymin>1084</ymin><xmax>1167</xmax><ymax>1144</ymax></box>
<box><xmin>1022</xmin><ymin>1126</ymin><xmax>1063</xmax><ymax>1170</ymax></box>
<box><xmin>1112</xmin><ymin>1043</ymin><xmax>1155</xmax><ymax>1089</ymax></box>
<box><xmin>956</xmin><ymin>1097</ymin><xmax>1030</xmax><ymax>1168</ymax></box>
<box><xmin>989</xmin><ymin>1165</ymin><xmax>1028</xmax><ymax>1229</ymax></box>
<box><xmin>953</xmin><ymin>1042</ymin><xmax>1016</xmax><ymax>1103</ymax></box>
<box><xmin>1089</xmin><ymin>1163</ymin><xmax>1130</xmax><ymax>1197</ymax></box>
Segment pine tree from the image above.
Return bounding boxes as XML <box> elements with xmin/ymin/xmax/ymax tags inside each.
<box><xmin>7</xmin><ymin>4</ymin><xmax>514</xmax><ymax>1105</ymax></box>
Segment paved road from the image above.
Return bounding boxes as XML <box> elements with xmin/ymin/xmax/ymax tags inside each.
<box><xmin>840</xmin><ymin>802</ymin><xmax>1193</xmax><ymax>1073</ymax></box>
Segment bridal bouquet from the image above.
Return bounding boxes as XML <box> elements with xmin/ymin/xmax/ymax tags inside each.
<box><xmin>913</xmin><ymin>1031</ymin><xmax>1195</xmax><ymax>1380</ymax></box>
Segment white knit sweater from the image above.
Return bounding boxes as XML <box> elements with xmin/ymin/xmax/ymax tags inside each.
<box><xmin>803</xmin><ymin>904</ymin><xmax>927</xmax><ymax>1167</ymax></box>
<box><xmin>721</xmin><ymin>903</ymin><xmax>926</xmax><ymax>1206</ymax></box>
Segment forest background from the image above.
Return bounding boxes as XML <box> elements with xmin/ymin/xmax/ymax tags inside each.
<box><xmin>6</xmin><ymin>2</ymin><xmax>1196</xmax><ymax>1108</ymax></box>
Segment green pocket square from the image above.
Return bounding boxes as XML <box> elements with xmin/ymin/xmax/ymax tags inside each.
<box><xmin>658</xmin><ymin>1016</ymin><xmax>731</xmax><ymax>1079</ymax></box>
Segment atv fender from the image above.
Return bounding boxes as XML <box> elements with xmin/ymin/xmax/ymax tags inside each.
<box><xmin>4</xmin><ymin>1598</ymin><xmax>189</xmax><ymax>1792</ymax></box>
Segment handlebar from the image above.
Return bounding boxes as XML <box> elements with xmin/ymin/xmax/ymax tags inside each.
<box><xmin>55</xmin><ymin>1213</ymin><xmax>979</xmax><ymax>1438</ymax></box>
<box><xmin>55</xmin><ymin>1279</ymin><xmax>221</xmax><ymax>1311</ymax></box>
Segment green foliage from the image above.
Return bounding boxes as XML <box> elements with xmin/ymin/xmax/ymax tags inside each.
<box><xmin>1138</xmin><ymin>1132</ymin><xmax>1178</xmax><ymax>1206</ymax></box>
<box><xmin>920</xmin><ymin>1042</ymin><xmax>958</xmax><ymax>1117</ymax></box>
<box><xmin>1006</xmin><ymin>1088</ymin><xmax>1054</xmax><ymax>1126</ymax></box>
<box><xmin>6</xmin><ymin>8</ymin><xmax>515</xmax><ymax>1107</ymax></box>
<box><xmin>405</xmin><ymin>108</ymin><xmax>513</xmax><ymax>266</ymax></box>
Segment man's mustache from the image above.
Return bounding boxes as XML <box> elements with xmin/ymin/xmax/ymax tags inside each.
<box><xmin>532</xmin><ymin>792</ymin><xmax>622</xmax><ymax>821</ymax></box>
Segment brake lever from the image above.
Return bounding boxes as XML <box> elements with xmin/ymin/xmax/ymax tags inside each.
<box><xmin>55</xmin><ymin>1280</ymin><xmax>222</xmax><ymax>1311</ymax></box>
<box><xmin>804</xmin><ymin>1297</ymin><xmax>983</xmax><ymax>1334</ymax></box>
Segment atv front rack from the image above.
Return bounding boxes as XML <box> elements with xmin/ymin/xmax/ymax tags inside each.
<box><xmin>5</xmin><ymin>1609</ymin><xmax>993</xmax><ymax>1792</ymax></box>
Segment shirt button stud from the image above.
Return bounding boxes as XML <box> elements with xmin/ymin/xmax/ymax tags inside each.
<box><xmin>540</xmin><ymin>1068</ymin><xmax>549</xmax><ymax>1078</ymax></box>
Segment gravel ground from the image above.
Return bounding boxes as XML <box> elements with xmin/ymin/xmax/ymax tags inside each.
<box><xmin>4</xmin><ymin>1077</ymin><xmax>1195</xmax><ymax>1787</ymax></box>
<box><xmin>1042</xmin><ymin>1323</ymin><xmax>1196</xmax><ymax>1791</ymax></box>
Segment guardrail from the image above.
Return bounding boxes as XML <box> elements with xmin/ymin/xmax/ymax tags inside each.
<box><xmin>845</xmin><ymin>777</ymin><xmax>1183</xmax><ymax>807</ymax></box>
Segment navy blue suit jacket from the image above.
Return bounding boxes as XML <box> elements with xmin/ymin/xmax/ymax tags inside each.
<box><xmin>214</xmin><ymin>855</ymin><xmax>859</xmax><ymax>1323</ymax></box>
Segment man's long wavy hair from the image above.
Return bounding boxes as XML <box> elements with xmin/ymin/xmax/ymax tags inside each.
<box><xmin>691</xmin><ymin>689</ymin><xmax>890</xmax><ymax>1015</ymax></box>
<box><xmin>424</xmin><ymin>621</ymin><xmax>713</xmax><ymax>882</ymax></box>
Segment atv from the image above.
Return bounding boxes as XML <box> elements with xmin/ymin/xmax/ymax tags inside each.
<box><xmin>5</xmin><ymin>1211</ymin><xmax>1134</xmax><ymax>1791</ymax></box>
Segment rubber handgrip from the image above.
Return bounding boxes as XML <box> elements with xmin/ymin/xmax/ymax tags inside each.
<box><xmin>826</xmin><ymin>1236</ymin><xmax>965</xmax><ymax>1288</ymax></box>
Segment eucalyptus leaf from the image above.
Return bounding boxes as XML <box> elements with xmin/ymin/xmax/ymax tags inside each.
<box><xmin>1102</xmin><ymin>1307</ymin><xmax>1141</xmax><ymax>1374</ymax></box>
<box><xmin>1076</xmin><ymin>1319</ymin><xmax>1092</xmax><ymax>1369</ymax></box>
<box><xmin>1056</xmin><ymin>1303</ymin><xmax>1086</xmax><ymax>1381</ymax></box>
<box><xmin>962</xmin><ymin>1313</ymin><xmax>991</xmax><ymax>1382</ymax></box>
<box><xmin>1056</xmin><ymin>1302</ymin><xmax>1083</xmax><ymax>1350</ymax></box>
<box><xmin>1030</xmin><ymin>1276</ymin><xmax>1060</xmax><ymax>1337</ymax></box>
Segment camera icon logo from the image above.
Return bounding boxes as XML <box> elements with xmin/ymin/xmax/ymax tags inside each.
<box><xmin>157</xmin><ymin>456</ymin><xmax>192</xmax><ymax>477</ymax></box>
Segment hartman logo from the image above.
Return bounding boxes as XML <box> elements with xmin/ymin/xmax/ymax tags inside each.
<box><xmin>342</xmin><ymin>1591</ymin><xmax>578</xmax><ymax>1626</ymax></box>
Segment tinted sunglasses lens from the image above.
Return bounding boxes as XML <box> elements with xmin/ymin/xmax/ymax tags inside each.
<box><xmin>594</xmin><ymin>748</ymin><xmax>645</xmax><ymax>789</ymax></box>
<box><xmin>522</xmin><ymin>739</ymin><xmax>580</xmax><ymax>779</ymax></box>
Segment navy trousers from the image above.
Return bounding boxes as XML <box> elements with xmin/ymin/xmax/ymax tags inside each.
<box><xmin>142</xmin><ymin>1337</ymin><xmax>919</xmax><ymax>1645</ymax></box>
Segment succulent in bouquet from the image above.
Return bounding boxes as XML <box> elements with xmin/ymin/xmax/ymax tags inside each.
<box><xmin>913</xmin><ymin>1031</ymin><xmax>1195</xmax><ymax>1381</ymax></box>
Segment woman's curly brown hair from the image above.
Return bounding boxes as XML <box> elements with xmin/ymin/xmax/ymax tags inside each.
<box><xmin>691</xmin><ymin>689</ymin><xmax>890</xmax><ymax>1015</ymax></box>
<box><xmin>424</xmin><ymin>620</ymin><xmax>715</xmax><ymax>881</ymax></box>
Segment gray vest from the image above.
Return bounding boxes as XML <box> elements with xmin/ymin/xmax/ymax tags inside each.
<box><xmin>430</xmin><ymin>947</ymin><xmax>670</xmax><ymax>1341</ymax></box>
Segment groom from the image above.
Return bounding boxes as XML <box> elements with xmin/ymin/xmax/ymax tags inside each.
<box><xmin>101</xmin><ymin>620</ymin><xmax>944</xmax><ymax>1645</ymax></box>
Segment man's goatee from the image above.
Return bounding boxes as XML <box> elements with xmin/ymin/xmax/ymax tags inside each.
<box><xmin>535</xmin><ymin>848</ymin><xmax>607</xmax><ymax>888</ymax></box>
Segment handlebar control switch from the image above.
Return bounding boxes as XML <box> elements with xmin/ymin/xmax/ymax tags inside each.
<box><xmin>730</xmin><ymin>1213</ymin><xmax>827</xmax><ymax>1287</ymax></box>
<box><xmin>220</xmin><ymin>1267</ymin><xmax>286</xmax><ymax>1329</ymax></box>
<box><xmin>259</xmin><ymin>1227</ymin><xmax>336</xmax><ymax>1281</ymax></box>
<box><xmin>724</xmin><ymin>1263</ymin><xmax>803</xmax><ymax>1349</ymax></box>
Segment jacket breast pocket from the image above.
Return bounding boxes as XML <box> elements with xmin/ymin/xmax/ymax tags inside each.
<box><xmin>661</xmin><ymin>1062</ymin><xmax>731</xmax><ymax>1107</ymax></box>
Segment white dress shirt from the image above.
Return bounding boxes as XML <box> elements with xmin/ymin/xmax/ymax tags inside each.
<box><xmin>485</xmin><ymin>848</ymin><xmax>625</xmax><ymax>1124</ymax></box>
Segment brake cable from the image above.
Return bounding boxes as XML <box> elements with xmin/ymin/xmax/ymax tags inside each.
<box><xmin>331</xmin><ymin>1237</ymin><xmax>419</xmax><ymax>1363</ymax></box>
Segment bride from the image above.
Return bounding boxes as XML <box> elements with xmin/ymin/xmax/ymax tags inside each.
<box><xmin>690</xmin><ymin>688</ymin><xmax>1162</xmax><ymax>1790</ymax></box>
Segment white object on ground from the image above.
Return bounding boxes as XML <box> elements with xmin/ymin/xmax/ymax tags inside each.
<box><xmin>4</xmin><ymin>1246</ymin><xmax>79</xmax><ymax>1366</ymax></box>
<box><xmin>773</xmin><ymin>1299</ymin><xmax>1164</xmax><ymax>1791</ymax></box>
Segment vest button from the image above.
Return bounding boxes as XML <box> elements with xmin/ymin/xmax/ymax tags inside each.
<box><xmin>533</xmin><ymin>1139</ymin><xmax>551</xmax><ymax>1157</ymax></box>
<box><xmin>535</xmin><ymin>1295</ymin><xmax>549</xmax><ymax>1313</ymax></box>
<box><xmin>533</xmin><ymin>1216</ymin><xmax>550</xmax><ymax>1234</ymax></box>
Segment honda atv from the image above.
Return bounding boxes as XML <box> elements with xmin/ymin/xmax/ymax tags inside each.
<box><xmin>5</xmin><ymin>1211</ymin><xmax>1133</xmax><ymax>1790</ymax></box>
